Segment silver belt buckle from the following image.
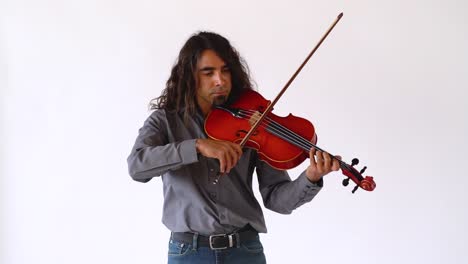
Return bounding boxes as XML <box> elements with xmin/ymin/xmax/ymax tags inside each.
<box><xmin>209</xmin><ymin>233</ymin><xmax>234</xmax><ymax>250</ymax></box>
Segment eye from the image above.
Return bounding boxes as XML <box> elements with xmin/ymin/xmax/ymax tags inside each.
<box><xmin>222</xmin><ymin>67</ymin><xmax>230</xmax><ymax>73</ymax></box>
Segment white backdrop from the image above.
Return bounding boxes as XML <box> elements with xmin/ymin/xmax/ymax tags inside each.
<box><xmin>2</xmin><ymin>0</ymin><xmax>468</xmax><ymax>263</ymax></box>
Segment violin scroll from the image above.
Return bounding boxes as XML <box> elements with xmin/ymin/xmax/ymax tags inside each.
<box><xmin>341</xmin><ymin>158</ymin><xmax>376</xmax><ymax>193</ymax></box>
<box><xmin>360</xmin><ymin>176</ymin><xmax>376</xmax><ymax>191</ymax></box>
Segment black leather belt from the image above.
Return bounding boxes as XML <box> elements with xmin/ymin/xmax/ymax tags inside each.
<box><xmin>171</xmin><ymin>228</ymin><xmax>258</xmax><ymax>250</ymax></box>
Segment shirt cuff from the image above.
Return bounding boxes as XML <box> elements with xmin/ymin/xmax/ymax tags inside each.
<box><xmin>300</xmin><ymin>172</ymin><xmax>324</xmax><ymax>188</ymax></box>
<box><xmin>178</xmin><ymin>139</ymin><xmax>199</xmax><ymax>164</ymax></box>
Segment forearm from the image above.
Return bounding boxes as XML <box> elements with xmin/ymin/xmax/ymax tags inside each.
<box><xmin>257</xmin><ymin>157</ymin><xmax>324</xmax><ymax>214</ymax></box>
<box><xmin>262</xmin><ymin>172</ymin><xmax>323</xmax><ymax>214</ymax></box>
<box><xmin>127</xmin><ymin>139</ymin><xmax>198</xmax><ymax>182</ymax></box>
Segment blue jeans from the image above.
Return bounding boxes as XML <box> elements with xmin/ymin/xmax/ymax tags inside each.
<box><xmin>167</xmin><ymin>233</ymin><xmax>267</xmax><ymax>264</ymax></box>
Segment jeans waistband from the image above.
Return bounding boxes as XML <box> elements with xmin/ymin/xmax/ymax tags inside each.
<box><xmin>171</xmin><ymin>228</ymin><xmax>258</xmax><ymax>250</ymax></box>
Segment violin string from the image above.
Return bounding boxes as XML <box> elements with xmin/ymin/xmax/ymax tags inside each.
<box><xmin>238</xmin><ymin>109</ymin><xmax>351</xmax><ymax>171</ymax></box>
<box><xmin>243</xmin><ymin>110</ymin><xmax>316</xmax><ymax>145</ymax></box>
<box><xmin>239</xmin><ymin>109</ymin><xmax>319</xmax><ymax>151</ymax></box>
<box><xmin>240</xmin><ymin>111</ymin><xmax>314</xmax><ymax>150</ymax></box>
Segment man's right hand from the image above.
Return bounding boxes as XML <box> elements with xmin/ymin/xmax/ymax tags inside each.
<box><xmin>196</xmin><ymin>139</ymin><xmax>242</xmax><ymax>174</ymax></box>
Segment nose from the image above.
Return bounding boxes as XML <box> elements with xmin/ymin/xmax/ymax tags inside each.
<box><xmin>213</xmin><ymin>71</ymin><xmax>225</xmax><ymax>86</ymax></box>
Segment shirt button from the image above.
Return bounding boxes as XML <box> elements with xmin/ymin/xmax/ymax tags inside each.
<box><xmin>210</xmin><ymin>193</ymin><xmax>217</xmax><ymax>199</ymax></box>
<box><xmin>210</xmin><ymin>168</ymin><xmax>214</xmax><ymax>172</ymax></box>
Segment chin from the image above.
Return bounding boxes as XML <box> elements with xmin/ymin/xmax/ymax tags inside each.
<box><xmin>213</xmin><ymin>95</ymin><xmax>227</xmax><ymax>106</ymax></box>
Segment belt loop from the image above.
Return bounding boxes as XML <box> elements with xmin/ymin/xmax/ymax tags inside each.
<box><xmin>235</xmin><ymin>232</ymin><xmax>240</xmax><ymax>248</ymax></box>
<box><xmin>192</xmin><ymin>232</ymin><xmax>199</xmax><ymax>251</ymax></box>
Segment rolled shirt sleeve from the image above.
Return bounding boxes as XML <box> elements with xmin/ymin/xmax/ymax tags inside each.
<box><xmin>257</xmin><ymin>159</ymin><xmax>323</xmax><ymax>214</ymax></box>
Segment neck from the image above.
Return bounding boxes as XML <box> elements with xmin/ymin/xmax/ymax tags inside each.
<box><xmin>199</xmin><ymin>106</ymin><xmax>210</xmax><ymax>117</ymax></box>
<box><xmin>196</xmin><ymin>102</ymin><xmax>210</xmax><ymax>118</ymax></box>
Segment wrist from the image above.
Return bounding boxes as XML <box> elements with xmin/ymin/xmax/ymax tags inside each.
<box><xmin>306</xmin><ymin>175</ymin><xmax>323</xmax><ymax>187</ymax></box>
<box><xmin>195</xmin><ymin>139</ymin><xmax>201</xmax><ymax>153</ymax></box>
<box><xmin>307</xmin><ymin>176</ymin><xmax>322</xmax><ymax>184</ymax></box>
<box><xmin>306</xmin><ymin>170</ymin><xmax>322</xmax><ymax>183</ymax></box>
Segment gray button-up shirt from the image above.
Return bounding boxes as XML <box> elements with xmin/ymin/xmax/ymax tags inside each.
<box><xmin>127</xmin><ymin>109</ymin><xmax>323</xmax><ymax>236</ymax></box>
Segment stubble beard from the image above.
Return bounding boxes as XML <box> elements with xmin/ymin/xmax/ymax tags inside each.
<box><xmin>212</xmin><ymin>95</ymin><xmax>227</xmax><ymax>107</ymax></box>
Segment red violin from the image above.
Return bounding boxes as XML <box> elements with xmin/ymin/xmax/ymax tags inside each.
<box><xmin>206</xmin><ymin>13</ymin><xmax>376</xmax><ymax>193</ymax></box>
<box><xmin>205</xmin><ymin>90</ymin><xmax>376</xmax><ymax>193</ymax></box>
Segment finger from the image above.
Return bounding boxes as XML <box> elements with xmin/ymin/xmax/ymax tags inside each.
<box><xmin>219</xmin><ymin>153</ymin><xmax>226</xmax><ymax>173</ymax></box>
<box><xmin>231</xmin><ymin>148</ymin><xmax>240</xmax><ymax>171</ymax></box>
<box><xmin>226</xmin><ymin>147</ymin><xmax>236</xmax><ymax>173</ymax></box>
<box><xmin>323</xmin><ymin>152</ymin><xmax>332</xmax><ymax>169</ymax></box>
<box><xmin>225</xmin><ymin>141</ymin><xmax>242</xmax><ymax>154</ymax></box>
<box><xmin>309</xmin><ymin>148</ymin><xmax>317</xmax><ymax>168</ymax></box>
<box><xmin>316</xmin><ymin>151</ymin><xmax>324</xmax><ymax>171</ymax></box>
<box><xmin>332</xmin><ymin>155</ymin><xmax>341</xmax><ymax>171</ymax></box>
<box><xmin>234</xmin><ymin>144</ymin><xmax>242</xmax><ymax>161</ymax></box>
<box><xmin>224</xmin><ymin>149</ymin><xmax>232</xmax><ymax>174</ymax></box>
<box><xmin>309</xmin><ymin>148</ymin><xmax>316</xmax><ymax>161</ymax></box>
<box><xmin>227</xmin><ymin>143</ymin><xmax>242</xmax><ymax>163</ymax></box>
<box><xmin>332</xmin><ymin>159</ymin><xmax>340</xmax><ymax>171</ymax></box>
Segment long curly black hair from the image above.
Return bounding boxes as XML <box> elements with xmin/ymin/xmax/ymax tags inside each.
<box><xmin>150</xmin><ymin>31</ymin><xmax>254</xmax><ymax>122</ymax></box>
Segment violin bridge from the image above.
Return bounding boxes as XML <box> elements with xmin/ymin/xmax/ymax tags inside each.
<box><xmin>248</xmin><ymin>111</ymin><xmax>262</xmax><ymax>127</ymax></box>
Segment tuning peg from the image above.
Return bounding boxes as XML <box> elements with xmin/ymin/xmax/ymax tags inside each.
<box><xmin>352</xmin><ymin>185</ymin><xmax>359</xmax><ymax>194</ymax></box>
<box><xmin>342</xmin><ymin>178</ymin><xmax>350</xmax><ymax>187</ymax></box>
<box><xmin>351</xmin><ymin>158</ymin><xmax>359</xmax><ymax>167</ymax></box>
<box><xmin>360</xmin><ymin>166</ymin><xmax>367</xmax><ymax>174</ymax></box>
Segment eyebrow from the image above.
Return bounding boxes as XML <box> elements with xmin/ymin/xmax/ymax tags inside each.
<box><xmin>199</xmin><ymin>66</ymin><xmax>216</xmax><ymax>72</ymax></box>
<box><xmin>199</xmin><ymin>65</ymin><xmax>229</xmax><ymax>72</ymax></box>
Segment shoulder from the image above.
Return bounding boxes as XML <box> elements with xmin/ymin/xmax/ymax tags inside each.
<box><xmin>140</xmin><ymin>109</ymin><xmax>169</xmax><ymax>131</ymax></box>
<box><xmin>145</xmin><ymin>108</ymin><xmax>185</xmax><ymax>130</ymax></box>
<box><xmin>147</xmin><ymin>108</ymin><xmax>184</xmax><ymax>122</ymax></box>
<box><xmin>148</xmin><ymin>108</ymin><xmax>167</xmax><ymax>117</ymax></box>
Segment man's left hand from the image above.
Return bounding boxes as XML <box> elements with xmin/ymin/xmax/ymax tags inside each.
<box><xmin>305</xmin><ymin>148</ymin><xmax>341</xmax><ymax>183</ymax></box>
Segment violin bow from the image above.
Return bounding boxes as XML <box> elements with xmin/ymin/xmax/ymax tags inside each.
<box><xmin>239</xmin><ymin>13</ymin><xmax>344</xmax><ymax>147</ymax></box>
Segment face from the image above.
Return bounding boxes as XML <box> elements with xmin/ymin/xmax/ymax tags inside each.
<box><xmin>195</xmin><ymin>49</ymin><xmax>232</xmax><ymax>114</ymax></box>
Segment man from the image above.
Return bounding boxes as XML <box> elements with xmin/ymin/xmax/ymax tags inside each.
<box><xmin>127</xmin><ymin>31</ymin><xmax>340</xmax><ymax>264</ymax></box>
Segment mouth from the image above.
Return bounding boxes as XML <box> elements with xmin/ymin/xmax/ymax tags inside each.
<box><xmin>211</xmin><ymin>91</ymin><xmax>227</xmax><ymax>96</ymax></box>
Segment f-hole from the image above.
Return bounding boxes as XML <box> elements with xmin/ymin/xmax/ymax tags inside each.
<box><xmin>236</xmin><ymin>129</ymin><xmax>259</xmax><ymax>138</ymax></box>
